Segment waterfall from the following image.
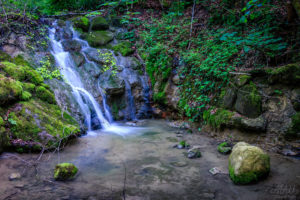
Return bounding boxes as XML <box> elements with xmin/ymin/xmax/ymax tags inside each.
<box><xmin>49</xmin><ymin>25</ymin><xmax>110</xmax><ymax>130</ymax></box>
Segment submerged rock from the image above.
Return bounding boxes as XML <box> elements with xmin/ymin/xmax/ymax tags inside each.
<box><xmin>217</xmin><ymin>142</ymin><xmax>231</xmax><ymax>154</ymax></box>
<box><xmin>9</xmin><ymin>173</ymin><xmax>21</xmax><ymax>181</ymax></box>
<box><xmin>229</xmin><ymin>142</ymin><xmax>270</xmax><ymax>184</ymax></box>
<box><xmin>54</xmin><ymin>163</ymin><xmax>78</xmax><ymax>181</ymax></box>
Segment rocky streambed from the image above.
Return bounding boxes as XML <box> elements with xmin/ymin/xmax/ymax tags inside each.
<box><xmin>0</xmin><ymin>120</ymin><xmax>299</xmax><ymax>200</ymax></box>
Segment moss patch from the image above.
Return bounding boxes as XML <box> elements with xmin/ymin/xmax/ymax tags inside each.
<box><xmin>0</xmin><ymin>78</ymin><xmax>23</xmax><ymax>105</ymax></box>
<box><xmin>72</xmin><ymin>16</ymin><xmax>90</xmax><ymax>32</ymax></box>
<box><xmin>82</xmin><ymin>31</ymin><xmax>114</xmax><ymax>48</ymax></box>
<box><xmin>287</xmin><ymin>112</ymin><xmax>300</xmax><ymax>138</ymax></box>
<box><xmin>268</xmin><ymin>63</ymin><xmax>300</xmax><ymax>85</ymax></box>
<box><xmin>217</xmin><ymin>142</ymin><xmax>231</xmax><ymax>154</ymax></box>
<box><xmin>112</xmin><ymin>41</ymin><xmax>134</xmax><ymax>56</ymax></box>
<box><xmin>203</xmin><ymin>108</ymin><xmax>234</xmax><ymax>130</ymax></box>
<box><xmin>54</xmin><ymin>163</ymin><xmax>78</xmax><ymax>181</ymax></box>
<box><xmin>36</xmin><ymin>86</ymin><xmax>56</xmax><ymax>104</ymax></box>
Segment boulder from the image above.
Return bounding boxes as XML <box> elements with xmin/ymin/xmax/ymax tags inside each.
<box><xmin>91</xmin><ymin>16</ymin><xmax>109</xmax><ymax>31</ymax></box>
<box><xmin>99</xmin><ymin>71</ymin><xmax>125</xmax><ymax>95</ymax></box>
<box><xmin>61</xmin><ymin>40</ymin><xmax>82</xmax><ymax>52</ymax></box>
<box><xmin>268</xmin><ymin>63</ymin><xmax>300</xmax><ymax>85</ymax></box>
<box><xmin>234</xmin><ymin>82</ymin><xmax>262</xmax><ymax>118</ymax></box>
<box><xmin>223</xmin><ymin>88</ymin><xmax>237</xmax><ymax>109</ymax></box>
<box><xmin>72</xmin><ymin>17</ymin><xmax>90</xmax><ymax>32</ymax></box>
<box><xmin>83</xmin><ymin>48</ymin><xmax>111</xmax><ymax>65</ymax></box>
<box><xmin>54</xmin><ymin>163</ymin><xmax>78</xmax><ymax>181</ymax></box>
<box><xmin>239</xmin><ymin>116</ymin><xmax>267</xmax><ymax>132</ymax></box>
<box><xmin>81</xmin><ymin>31</ymin><xmax>114</xmax><ymax>47</ymax></box>
<box><xmin>229</xmin><ymin>142</ymin><xmax>270</xmax><ymax>184</ymax></box>
<box><xmin>235</xmin><ymin>74</ymin><xmax>251</xmax><ymax>87</ymax></box>
<box><xmin>70</xmin><ymin>52</ymin><xmax>85</xmax><ymax>67</ymax></box>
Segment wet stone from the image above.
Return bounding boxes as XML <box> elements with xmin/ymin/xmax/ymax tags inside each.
<box><xmin>9</xmin><ymin>173</ymin><xmax>21</xmax><ymax>181</ymax></box>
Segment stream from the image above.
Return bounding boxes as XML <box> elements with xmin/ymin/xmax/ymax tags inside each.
<box><xmin>0</xmin><ymin>120</ymin><xmax>300</xmax><ymax>200</ymax></box>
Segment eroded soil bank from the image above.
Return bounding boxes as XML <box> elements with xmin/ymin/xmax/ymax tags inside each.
<box><xmin>0</xmin><ymin>120</ymin><xmax>299</xmax><ymax>200</ymax></box>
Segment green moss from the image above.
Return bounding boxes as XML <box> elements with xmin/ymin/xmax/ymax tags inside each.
<box><xmin>229</xmin><ymin>154</ymin><xmax>270</xmax><ymax>184</ymax></box>
<box><xmin>153</xmin><ymin>91</ymin><xmax>166</xmax><ymax>104</ymax></box>
<box><xmin>0</xmin><ymin>51</ymin><xmax>11</xmax><ymax>61</ymax></box>
<box><xmin>22</xmin><ymin>82</ymin><xmax>36</xmax><ymax>93</ymax></box>
<box><xmin>21</xmin><ymin>91</ymin><xmax>32</xmax><ymax>101</ymax></box>
<box><xmin>36</xmin><ymin>86</ymin><xmax>56</xmax><ymax>104</ymax></box>
<box><xmin>217</xmin><ymin>142</ymin><xmax>231</xmax><ymax>154</ymax></box>
<box><xmin>13</xmin><ymin>55</ymin><xmax>31</xmax><ymax>67</ymax></box>
<box><xmin>287</xmin><ymin>112</ymin><xmax>300</xmax><ymax>138</ymax></box>
<box><xmin>268</xmin><ymin>63</ymin><xmax>300</xmax><ymax>85</ymax></box>
<box><xmin>112</xmin><ymin>41</ymin><xmax>134</xmax><ymax>56</ymax></box>
<box><xmin>0</xmin><ymin>78</ymin><xmax>23</xmax><ymax>105</ymax></box>
<box><xmin>236</xmin><ymin>75</ymin><xmax>251</xmax><ymax>87</ymax></box>
<box><xmin>0</xmin><ymin>61</ymin><xmax>26</xmax><ymax>81</ymax></box>
<box><xmin>72</xmin><ymin>16</ymin><xmax>90</xmax><ymax>32</ymax></box>
<box><xmin>0</xmin><ymin>116</ymin><xmax>4</xmax><ymax>126</ymax></box>
<box><xmin>82</xmin><ymin>31</ymin><xmax>114</xmax><ymax>48</ymax></box>
<box><xmin>54</xmin><ymin>163</ymin><xmax>78</xmax><ymax>180</ymax></box>
<box><xmin>203</xmin><ymin>108</ymin><xmax>234</xmax><ymax>130</ymax></box>
<box><xmin>91</xmin><ymin>16</ymin><xmax>109</xmax><ymax>30</ymax></box>
<box><xmin>25</xmin><ymin>67</ymin><xmax>44</xmax><ymax>85</ymax></box>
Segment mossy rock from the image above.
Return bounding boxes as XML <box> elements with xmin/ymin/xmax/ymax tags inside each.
<box><xmin>72</xmin><ymin>16</ymin><xmax>90</xmax><ymax>32</ymax></box>
<box><xmin>229</xmin><ymin>142</ymin><xmax>270</xmax><ymax>184</ymax></box>
<box><xmin>234</xmin><ymin>82</ymin><xmax>261</xmax><ymax>118</ymax></box>
<box><xmin>0</xmin><ymin>77</ymin><xmax>23</xmax><ymax>105</ymax></box>
<box><xmin>286</xmin><ymin>112</ymin><xmax>300</xmax><ymax>138</ymax></box>
<box><xmin>81</xmin><ymin>31</ymin><xmax>114</xmax><ymax>48</ymax></box>
<box><xmin>8</xmin><ymin>99</ymin><xmax>80</xmax><ymax>148</ymax></box>
<box><xmin>218</xmin><ymin>142</ymin><xmax>231</xmax><ymax>154</ymax></box>
<box><xmin>91</xmin><ymin>16</ymin><xmax>109</xmax><ymax>31</ymax></box>
<box><xmin>293</xmin><ymin>0</ymin><xmax>300</xmax><ymax>17</ymax></box>
<box><xmin>112</xmin><ymin>41</ymin><xmax>134</xmax><ymax>56</ymax></box>
<box><xmin>36</xmin><ymin>86</ymin><xmax>56</xmax><ymax>104</ymax></box>
<box><xmin>54</xmin><ymin>163</ymin><xmax>78</xmax><ymax>181</ymax></box>
<box><xmin>235</xmin><ymin>75</ymin><xmax>251</xmax><ymax>87</ymax></box>
<box><xmin>222</xmin><ymin>88</ymin><xmax>237</xmax><ymax>109</ymax></box>
<box><xmin>203</xmin><ymin>108</ymin><xmax>234</xmax><ymax>130</ymax></box>
<box><xmin>0</xmin><ymin>62</ymin><xmax>26</xmax><ymax>81</ymax></box>
<box><xmin>0</xmin><ymin>116</ymin><xmax>4</xmax><ymax>126</ymax></box>
<box><xmin>268</xmin><ymin>63</ymin><xmax>300</xmax><ymax>85</ymax></box>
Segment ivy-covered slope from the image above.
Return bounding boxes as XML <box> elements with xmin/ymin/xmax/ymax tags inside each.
<box><xmin>0</xmin><ymin>52</ymin><xmax>80</xmax><ymax>153</ymax></box>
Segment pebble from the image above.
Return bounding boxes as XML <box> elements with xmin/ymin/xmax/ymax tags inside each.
<box><xmin>9</xmin><ymin>173</ymin><xmax>21</xmax><ymax>181</ymax></box>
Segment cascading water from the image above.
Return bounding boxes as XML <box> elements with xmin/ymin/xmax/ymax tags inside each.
<box><xmin>49</xmin><ymin>24</ymin><xmax>110</xmax><ymax>130</ymax></box>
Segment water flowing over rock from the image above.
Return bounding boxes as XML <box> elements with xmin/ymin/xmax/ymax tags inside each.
<box><xmin>48</xmin><ymin>20</ymin><xmax>152</xmax><ymax>129</ymax></box>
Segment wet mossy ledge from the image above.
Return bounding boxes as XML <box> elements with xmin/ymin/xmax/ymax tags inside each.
<box><xmin>0</xmin><ymin>52</ymin><xmax>81</xmax><ymax>154</ymax></box>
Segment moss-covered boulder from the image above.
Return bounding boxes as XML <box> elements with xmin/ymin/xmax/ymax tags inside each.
<box><xmin>268</xmin><ymin>63</ymin><xmax>300</xmax><ymax>85</ymax></box>
<box><xmin>229</xmin><ymin>142</ymin><xmax>270</xmax><ymax>184</ymax></box>
<box><xmin>91</xmin><ymin>16</ymin><xmax>109</xmax><ymax>31</ymax></box>
<box><xmin>234</xmin><ymin>82</ymin><xmax>262</xmax><ymax>118</ymax></box>
<box><xmin>222</xmin><ymin>88</ymin><xmax>237</xmax><ymax>109</ymax></box>
<box><xmin>54</xmin><ymin>163</ymin><xmax>78</xmax><ymax>181</ymax></box>
<box><xmin>0</xmin><ymin>77</ymin><xmax>23</xmax><ymax>105</ymax></box>
<box><xmin>286</xmin><ymin>112</ymin><xmax>300</xmax><ymax>138</ymax></box>
<box><xmin>235</xmin><ymin>75</ymin><xmax>251</xmax><ymax>87</ymax></box>
<box><xmin>81</xmin><ymin>31</ymin><xmax>114</xmax><ymax>48</ymax></box>
<box><xmin>0</xmin><ymin>62</ymin><xmax>26</xmax><ymax>81</ymax></box>
<box><xmin>72</xmin><ymin>16</ymin><xmax>90</xmax><ymax>32</ymax></box>
<box><xmin>203</xmin><ymin>108</ymin><xmax>234</xmax><ymax>130</ymax></box>
<box><xmin>112</xmin><ymin>41</ymin><xmax>134</xmax><ymax>56</ymax></box>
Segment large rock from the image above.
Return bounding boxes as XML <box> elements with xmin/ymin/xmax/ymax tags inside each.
<box><xmin>83</xmin><ymin>48</ymin><xmax>112</xmax><ymax>66</ymax></box>
<box><xmin>61</xmin><ymin>40</ymin><xmax>82</xmax><ymax>52</ymax></box>
<box><xmin>91</xmin><ymin>16</ymin><xmax>109</xmax><ymax>31</ymax></box>
<box><xmin>234</xmin><ymin>82</ymin><xmax>262</xmax><ymax>118</ymax></box>
<box><xmin>70</xmin><ymin>52</ymin><xmax>85</xmax><ymax>67</ymax></box>
<box><xmin>99</xmin><ymin>71</ymin><xmax>125</xmax><ymax>95</ymax></box>
<box><xmin>72</xmin><ymin>17</ymin><xmax>90</xmax><ymax>32</ymax></box>
<box><xmin>223</xmin><ymin>88</ymin><xmax>237</xmax><ymax>109</ymax></box>
<box><xmin>81</xmin><ymin>31</ymin><xmax>114</xmax><ymax>47</ymax></box>
<box><xmin>54</xmin><ymin>163</ymin><xmax>78</xmax><ymax>181</ymax></box>
<box><xmin>268</xmin><ymin>63</ymin><xmax>300</xmax><ymax>85</ymax></box>
<box><xmin>239</xmin><ymin>116</ymin><xmax>267</xmax><ymax>132</ymax></box>
<box><xmin>229</xmin><ymin>142</ymin><xmax>270</xmax><ymax>184</ymax></box>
